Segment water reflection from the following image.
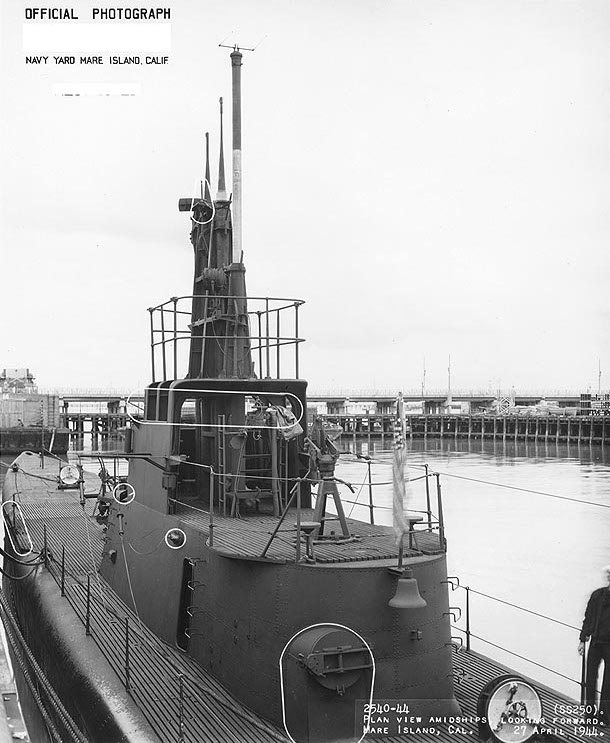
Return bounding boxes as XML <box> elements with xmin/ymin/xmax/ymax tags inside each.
<box><xmin>346</xmin><ymin>436</ymin><xmax>610</xmax><ymax>467</ymax></box>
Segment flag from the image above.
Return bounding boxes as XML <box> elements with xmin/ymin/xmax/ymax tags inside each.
<box><xmin>392</xmin><ymin>392</ymin><xmax>409</xmax><ymax>546</ymax></box>
<box><xmin>392</xmin><ymin>439</ymin><xmax>409</xmax><ymax>546</ymax></box>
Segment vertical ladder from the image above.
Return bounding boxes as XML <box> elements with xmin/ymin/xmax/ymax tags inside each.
<box><xmin>268</xmin><ymin>410</ymin><xmax>281</xmax><ymax>517</ymax></box>
<box><xmin>217</xmin><ymin>414</ymin><xmax>227</xmax><ymax>515</ymax></box>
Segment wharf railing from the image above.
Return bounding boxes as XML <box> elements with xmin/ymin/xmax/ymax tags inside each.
<box><xmin>148</xmin><ymin>295</ymin><xmax>304</xmax><ymax>383</ymax></box>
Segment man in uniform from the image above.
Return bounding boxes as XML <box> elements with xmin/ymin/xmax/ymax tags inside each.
<box><xmin>579</xmin><ymin>565</ymin><xmax>610</xmax><ymax>725</ymax></box>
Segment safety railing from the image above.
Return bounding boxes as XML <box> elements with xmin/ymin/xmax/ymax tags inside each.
<box><xmin>33</xmin><ymin>518</ymin><xmax>284</xmax><ymax>743</ymax></box>
<box><xmin>148</xmin><ymin>295</ymin><xmax>305</xmax><ymax>382</ymax></box>
<box><xmin>442</xmin><ymin>576</ymin><xmax>595</xmax><ymax>704</ymax></box>
<box><xmin>337</xmin><ymin>457</ymin><xmax>446</xmax><ymax>550</ymax></box>
<box><xmin>71</xmin><ymin>444</ymin><xmax>446</xmax><ymax>566</ymax></box>
<box><xmin>171</xmin><ymin>455</ymin><xmax>449</xmax><ymax>564</ymax></box>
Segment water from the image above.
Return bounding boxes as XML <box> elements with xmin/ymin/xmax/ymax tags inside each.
<box><xmin>2</xmin><ymin>438</ymin><xmax>609</xmax><ymax>701</ymax></box>
<box><xmin>336</xmin><ymin>437</ymin><xmax>610</xmax><ymax>700</ymax></box>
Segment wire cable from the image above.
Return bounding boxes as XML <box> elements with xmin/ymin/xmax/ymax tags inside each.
<box><xmin>454</xmin><ymin>627</ymin><xmax>581</xmax><ymax>686</ymax></box>
<box><xmin>346</xmin><ymin>470</ymin><xmax>370</xmax><ymax>518</ymax></box>
<box><xmin>431</xmin><ymin>469</ymin><xmax>610</xmax><ymax>509</ymax></box>
<box><xmin>80</xmin><ymin>502</ymin><xmax>109</xmax><ymax>613</ymax></box>
<box><xmin>463</xmin><ymin>585</ymin><xmax>580</xmax><ymax>631</ymax></box>
<box><xmin>0</xmin><ymin>589</ymin><xmax>89</xmax><ymax>742</ymax></box>
<box><xmin>0</xmin><ymin>544</ymin><xmax>45</xmax><ymax>566</ymax></box>
<box><xmin>338</xmin><ymin>454</ymin><xmax>610</xmax><ymax>510</ymax></box>
<box><xmin>13</xmin><ymin>467</ymin><xmax>59</xmax><ymax>485</ymax></box>
<box><xmin>127</xmin><ymin>536</ymin><xmax>165</xmax><ymax>556</ymax></box>
<box><xmin>120</xmin><ymin>535</ymin><xmax>143</xmax><ymax>632</ymax></box>
<box><xmin>0</xmin><ymin>563</ymin><xmax>40</xmax><ymax>580</ymax></box>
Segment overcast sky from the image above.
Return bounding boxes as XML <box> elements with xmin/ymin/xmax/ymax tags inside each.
<box><xmin>1</xmin><ymin>0</ymin><xmax>609</xmax><ymax>395</ymax></box>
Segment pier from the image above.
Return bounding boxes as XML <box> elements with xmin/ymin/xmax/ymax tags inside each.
<box><xmin>56</xmin><ymin>394</ymin><xmax>143</xmax><ymax>442</ymax></box>
<box><xmin>317</xmin><ymin>413</ymin><xmax>609</xmax><ymax>446</ymax></box>
<box><xmin>60</xmin><ymin>413</ymin><xmax>131</xmax><ymax>442</ymax></box>
<box><xmin>57</xmin><ymin>410</ymin><xmax>609</xmax><ymax>446</ymax></box>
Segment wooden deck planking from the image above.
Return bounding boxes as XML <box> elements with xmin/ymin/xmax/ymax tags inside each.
<box><xmin>175</xmin><ymin>503</ymin><xmax>443</xmax><ymax>564</ymax></box>
<box><xmin>10</xmin><ymin>457</ymin><xmax>288</xmax><ymax>743</ymax></box>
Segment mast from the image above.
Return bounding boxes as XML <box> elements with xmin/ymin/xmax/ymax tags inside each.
<box><xmin>421</xmin><ymin>356</ymin><xmax>426</xmax><ymax>398</ymax></box>
<box><xmin>204</xmin><ymin>132</ymin><xmax>211</xmax><ymax>201</ymax></box>
<box><xmin>231</xmin><ymin>49</ymin><xmax>243</xmax><ymax>263</ymax></box>
<box><xmin>178</xmin><ymin>48</ymin><xmax>252</xmax><ymax>380</ymax></box>
<box><xmin>217</xmin><ymin>98</ymin><xmax>227</xmax><ymax>201</ymax></box>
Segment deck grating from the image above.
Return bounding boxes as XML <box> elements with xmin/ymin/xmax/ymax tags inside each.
<box><xmin>174</xmin><ymin>502</ymin><xmax>443</xmax><ymax>563</ymax></box>
<box><xmin>11</xmin><ymin>457</ymin><xmax>287</xmax><ymax>743</ymax></box>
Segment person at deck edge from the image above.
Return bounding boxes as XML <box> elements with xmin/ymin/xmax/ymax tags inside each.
<box><xmin>579</xmin><ymin>565</ymin><xmax>610</xmax><ymax>724</ymax></box>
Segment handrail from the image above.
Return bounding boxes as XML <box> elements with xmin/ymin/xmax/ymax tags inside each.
<box><xmin>453</xmin><ymin>627</ymin><xmax>582</xmax><ymax>686</ymax></box>
<box><xmin>45</xmin><ymin>538</ymin><xmax>287</xmax><ymax>742</ymax></box>
<box><xmin>149</xmin><ymin>295</ymin><xmax>305</xmax><ymax>382</ymax></box>
<box><xmin>150</xmin><ymin>334</ymin><xmax>305</xmax><ymax>348</ymax></box>
<box><xmin>168</xmin><ymin>452</ymin><xmax>447</xmax><ymax>560</ymax></box>
<box><xmin>149</xmin><ymin>294</ymin><xmax>305</xmax><ymax>311</ymax></box>
<box><xmin>443</xmin><ymin>577</ymin><xmax>591</xmax><ymax>699</ymax></box>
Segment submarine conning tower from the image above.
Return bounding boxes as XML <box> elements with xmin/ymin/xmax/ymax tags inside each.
<box><xmin>101</xmin><ymin>49</ymin><xmax>460</xmax><ymax>743</ymax></box>
<box><xmin>179</xmin><ymin>49</ymin><xmax>252</xmax><ymax>381</ymax></box>
<box><xmin>143</xmin><ymin>45</ymin><xmax>310</xmax><ymax>515</ymax></box>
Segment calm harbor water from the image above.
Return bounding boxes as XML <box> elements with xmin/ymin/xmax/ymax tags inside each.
<box><xmin>336</xmin><ymin>437</ymin><xmax>610</xmax><ymax>699</ymax></box>
<box><xmin>2</xmin><ymin>437</ymin><xmax>609</xmax><ymax>702</ymax></box>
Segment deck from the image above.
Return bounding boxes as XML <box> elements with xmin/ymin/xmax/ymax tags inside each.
<box><xmin>174</xmin><ymin>501</ymin><xmax>443</xmax><ymax>564</ymax></box>
<box><xmin>6</xmin><ymin>454</ymin><xmax>286</xmax><ymax>743</ymax></box>
<box><xmin>5</xmin><ymin>453</ymin><xmax>598</xmax><ymax>742</ymax></box>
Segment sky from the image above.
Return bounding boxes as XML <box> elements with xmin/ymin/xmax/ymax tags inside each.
<box><xmin>1</xmin><ymin>0</ymin><xmax>609</xmax><ymax>395</ymax></box>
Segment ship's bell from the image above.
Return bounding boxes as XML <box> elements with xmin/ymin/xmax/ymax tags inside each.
<box><xmin>389</xmin><ymin>568</ymin><xmax>427</xmax><ymax>609</ymax></box>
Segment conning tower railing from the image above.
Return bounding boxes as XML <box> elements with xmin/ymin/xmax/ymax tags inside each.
<box><xmin>169</xmin><ymin>456</ymin><xmax>448</xmax><ymax>563</ymax></box>
<box><xmin>148</xmin><ymin>295</ymin><xmax>304</xmax><ymax>382</ymax></box>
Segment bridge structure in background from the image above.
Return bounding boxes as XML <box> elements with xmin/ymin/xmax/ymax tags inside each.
<box><xmin>47</xmin><ymin>388</ymin><xmax>587</xmax><ymax>415</ymax></box>
<box><xmin>307</xmin><ymin>390</ymin><xmax>586</xmax><ymax>415</ymax></box>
